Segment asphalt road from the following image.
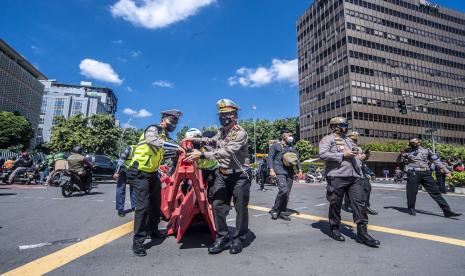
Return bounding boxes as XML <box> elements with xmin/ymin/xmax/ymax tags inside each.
<box><xmin>1</xmin><ymin>181</ymin><xmax>465</xmax><ymax>276</ymax></box>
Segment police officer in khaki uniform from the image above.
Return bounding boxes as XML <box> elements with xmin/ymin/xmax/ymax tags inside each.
<box><xmin>129</xmin><ymin>109</ymin><xmax>184</xmax><ymax>257</ymax></box>
<box><xmin>319</xmin><ymin>117</ymin><xmax>380</xmax><ymax>247</ymax></box>
<box><xmin>185</xmin><ymin>99</ymin><xmax>250</xmax><ymax>255</ymax></box>
<box><xmin>399</xmin><ymin>138</ymin><xmax>461</xmax><ymax>217</ymax></box>
<box><xmin>343</xmin><ymin>132</ymin><xmax>377</xmax><ymax>215</ymax></box>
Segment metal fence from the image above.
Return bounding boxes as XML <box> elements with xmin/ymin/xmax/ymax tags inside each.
<box><xmin>0</xmin><ymin>150</ymin><xmax>46</xmax><ymax>163</ymax></box>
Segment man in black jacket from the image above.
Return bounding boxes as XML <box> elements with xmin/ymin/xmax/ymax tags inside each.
<box><xmin>268</xmin><ymin>129</ymin><xmax>302</xmax><ymax>221</ymax></box>
<box><xmin>8</xmin><ymin>150</ymin><xmax>33</xmax><ymax>184</ymax></box>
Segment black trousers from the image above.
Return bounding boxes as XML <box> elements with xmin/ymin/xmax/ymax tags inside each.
<box><xmin>435</xmin><ymin>171</ymin><xmax>447</xmax><ymax>193</ymax></box>
<box><xmin>406</xmin><ymin>171</ymin><xmax>450</xmax><ymax>211</ymax></box>
<box><xmin>202</xmin><ymin>169</ymin><xmax>217</xmax><ymax>203</ymax></box>
<box><xmin>209</xmin><ymin>170</ymin><xmax>251</xmax><ymax>241</ymax></box>
<box><xmin>272</xmin><ymin>174</ymin><xmax>293</xmax><ymax>213</ymax></box>
<box><xmin>127</xmin><ymin>169</ymin><xmax>161</xmax><ymax>245</ymax></box>
<box><xmin>326</xmin><ymin>176</ymin><xmax>368</xmax><ymax>227</ymax></box>
<box><xmin>344</xmin><ymin>178</ymin><xmax>372</xmax><ymax>208</ymax></box>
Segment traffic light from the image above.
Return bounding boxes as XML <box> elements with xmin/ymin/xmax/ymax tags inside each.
<box><xmin>397</xmin><ymin>99</ymin><xmax>408</xmax><ymax>114</ymax></box>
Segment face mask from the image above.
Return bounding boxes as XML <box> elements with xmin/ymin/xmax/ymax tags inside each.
<box><xmin>219</xmin><ymin>116</ymin><xmax>232</xmax><ymax>127</ymax></box>
<box><xmin>286</xmin><ymin>136</ymin><xmax>294</xmax><ymax>144</ymax></box>
<box><xmin>409</xmin><ymin>143</ymin><xmax>419</xmax><ymax>148</ymax></box>
<box><xmin>165</xmin><ymin>123</ymin><xmax>176</xmax><ymax>132</ymax></box>
<box><xmin>340</xmin><ymin>127</ymin><xmax>348</xmax><ymax>134</ymax></box>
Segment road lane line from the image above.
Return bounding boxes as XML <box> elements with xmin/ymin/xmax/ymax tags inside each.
<box><xmin>3</xmin><ymin>221</ymin><xmax>133</xmax><ymax>276</ymax></box>
<box><xmin>248</xmin><ymin>204</ymin><xmax>465</xmax><ymax>248</ymax></box>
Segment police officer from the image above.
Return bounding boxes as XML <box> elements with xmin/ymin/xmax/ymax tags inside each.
<box><xmin>268</xmin><ymin>128</ymin><xmax>302</xmax><ymax>221</ymax></box>
<box><xmin>399</xmin><ymin>138</ymin><xmax>461</xmax><ymax>217</ymax></box>
<box><xmin>128</xmin><ymin>109</ymin><xmax>183</xmax><ymax>257</ymax></box>
<box><xmin>185</xmin><ymin>99</ymin><xmax>250</xmax><ymax>255</ymax></box>
<box><xmin>319</xmin><ymin>117</ymin><xmax>380</xmax><ymax>247</ymax></box>
<box><xmin>343</xmin><ymin>132</ymin><xmax>377</xmax><ymax>215</ymax></box>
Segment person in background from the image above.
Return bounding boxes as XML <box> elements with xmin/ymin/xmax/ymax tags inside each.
<box><xmin>8</xmin><ymin>150</ymin><xmax>33</xmax><ymax>184</ymax></box>
<box><xmin>3</xmin><ymin>156</ymin><xmax>16</xmax><ymax>170</ymax></box>
<box><xmin>114</xmin><ymin>145</ymin><xmax>137</xmax><ymax>217</ymax></box>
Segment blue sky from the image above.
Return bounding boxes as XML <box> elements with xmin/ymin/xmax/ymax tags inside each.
<box><xmin>1</xmin><ymin>0</ymin><xmax>465</xmax><ymax>132</ymax></box>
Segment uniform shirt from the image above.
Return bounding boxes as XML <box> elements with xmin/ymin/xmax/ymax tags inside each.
<box><xmin>193</xmin><ymin>125</ymin><xmax>248</xmax><ymax>170</ymax></box>
<box><xmin>267</xmin><ymin>142</ymin><xmax>301</xmax><ymax>176</ymax></box>
<box><xmin>400</xmin><ymin>146</ymin><xmax>450</xmax><ymax>174</ymax></box>
<box><xmin>319</xmin><ymin>133</ymin><xmax>363</xmax><ymax>177</ymax></box>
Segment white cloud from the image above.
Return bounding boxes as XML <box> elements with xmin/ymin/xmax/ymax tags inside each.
<box><xmin>152</xmin><ymin>80</ymin><xmax>174</xmax><ymax>88</ymax></box>
<box><xmin>31</xmin><ymin>45</ymin><xmax>43</xmax><ymax>54</ymax></box>
<box><xmin>123</xmin><ymin>107</ymin><xmax>152</xmax><ymax>118</ymax></box>
<box><xmin>127</xmin><ymin>86</ymin><xmax>134</xmax><ymax>92</ymax></box>
<box><xmin>110</xmin><ymin>0</ymin><xmax>215</xmax><ymax>29</ymax></box>
<box><xmin>228</xmin><ymin>58</ymin><xmax>298</xmax><ymax>87</ymax></box>
<box><xmin>79</xmin><ymin>59</ymin><xmax>123</xmax><ymax>85</ymax></box>
<box><xmin>130</xmin><ymin>50</ymin><xmax>142</xmax><ymax>58</ymax></box>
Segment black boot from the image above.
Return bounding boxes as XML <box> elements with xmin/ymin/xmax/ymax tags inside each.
<box><xmin>278</xmin><ymin>213</ymin><xmax>291</xmax><ymax>221</ymax></box>
<box><xmin>230</xmin><ymin>238</ymin><xmax>243</xmax><ymax>254</ymax></box>
<box><xmin>329</xmin><ymin>226</ymin><xmax>345</xmax><ymax>242</ymax></box>
<box><xmin>408</xmin><ymin>208</ymin><xmax>416</xmax><ymax>216</ymax></box>
<box><xmin>132</xmin><ymin>243</ymin><xmax>146</xmax><ymax>257</ymax></box>
<box><xmin>208</xmin><ymin>238</ymin><xmax>230</xmax><ymax>254</ymax></box>
<box><xmin>366</xmin><ymin>207</ymin><xmax>378</xmax><ymax>215</ymax></box>
<box><xmin>444</xmin><ymin>209</ymin><xmax>462</xmax><ymax>218</ymax></box>
<box><xmin>342</xmin><ymin>205</ymin><xmax>353</xmax><ymax>213</ymax></box>
<box><xmin>270</xmin><ymin>210</ymin><xmax>278</xmax><ymax>220</ymax></box>
<box><xmin>117</xmin><ymin>210</ymin><xmax>125</xmax><ymax>217</ymax></box>
<box><xmin>356</xmin><ymin>224</ymin><xmax>380</xmax><ymax>247</ymax></box>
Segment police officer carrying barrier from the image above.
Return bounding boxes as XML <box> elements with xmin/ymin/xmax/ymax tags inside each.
<box><xmin>129</xmin><ymin>109</ymin><xmax>184</xmax><ymax>257</ymax></box>
<box><xmin>319</xmin><ymin>117</ymin><xmax>380</xmax><ymax>247</ymax></box>
<box><xmin>399</xmin><ymin>138</ymin><xmax>461</xmax><ymax>217</ymax></box>
<box><xmin>342</xmin><ymin>131</ymin><xmax>377</xmax><ymax>215</ymax></box>
<box><xmin>185</xmin><ymin>99</ymin><xmax>250</xmax><ymax>255</ymax></box>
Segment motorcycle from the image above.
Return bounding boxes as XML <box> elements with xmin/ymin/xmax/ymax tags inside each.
<box><xmin>2</xmin><ymin>166</ymin><xmax>39</xmax><ymax>185</ymax></box>
<box><xmin>305</xmin><ymin>172</ymin><xmax>323</xmax><ymax>183</ymax></box>
<box><xmin>58</xmin><ymin>170</ymin><xmax>92</xmax><ymax>197</ymax></box>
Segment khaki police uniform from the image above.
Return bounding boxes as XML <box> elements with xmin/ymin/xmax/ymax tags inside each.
<box><xmin>193</xmin><ymin>124</ymin><xmax>250</xmax><ymax>242</ymax></box>
<box><xmin>400</xmin><ymin>146</ymin><xmax>452</xmax><ymax>212</ymax></box>
<box><xmin>319</xmin><ymin>133</ymin><xmax>368</xmax><ymax>227</ymax></box>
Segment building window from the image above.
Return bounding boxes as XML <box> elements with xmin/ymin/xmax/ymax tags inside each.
<box><xmin>40</xmin><ymin>99</ymin><xmax>47</xmax><ymax>115</ymax></box>
<box><xmin>71</xmin><ymin>100</ymin><xmax>83</xmax><ymax>116</ymax></box>
<box><xmin>54</xmin><ymin>98</ymin><xmax>65</xmax><ymax>116</ymax></box>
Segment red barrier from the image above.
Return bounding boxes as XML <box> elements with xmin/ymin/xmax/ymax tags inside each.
<box><xmin>160</xmin><ymin>140</ymin><xmax>216</xmax><ymax>242</ymax></box>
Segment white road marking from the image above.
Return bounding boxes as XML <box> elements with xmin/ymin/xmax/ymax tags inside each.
<box><xmin>253</xmin><ymin>213</ymin><xmax>269</xmax><ymax>217</ymax></box>
<box><xmin>315</xmin><ymin>203</ymin><xmax>327</xmax><ymax>206</ymax></box>
<box><xmin>226</xmin><ymin>218</ymin><xmax>236</xmax><ymax>222</ymax></box>
<box><xmin>19</xmin><ymin>238</ymin><xmax>81</xmax><ymax>251</ymax></box>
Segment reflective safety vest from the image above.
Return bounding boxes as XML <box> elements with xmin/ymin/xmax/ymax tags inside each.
<box><xmin>197</xmin><ymin>147</ymin><xmax>218</xmax><ymax>170</ymax></box>
<box><xmin>129</xmin><ymin>134</ymin><xmax>165</xmax><ymax>173</ymax></box>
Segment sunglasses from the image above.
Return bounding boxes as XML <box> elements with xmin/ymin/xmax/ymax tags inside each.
<box><xmin>338</xmin><ymin>123</ymin><xmax>349</xmax><ymax>128</ymax></box>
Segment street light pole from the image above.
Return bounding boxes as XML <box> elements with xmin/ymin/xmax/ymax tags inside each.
<box><xmin>118</xmin><ymin>117</ymin><xmax>133</xmax><ymax>154</ymax></box>
<box><xmin>253</xmin><ymin>105</ymin><xmax>257</xmax><ymax>163</ymax></box>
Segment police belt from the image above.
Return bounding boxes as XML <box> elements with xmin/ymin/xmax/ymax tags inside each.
<box><xmin>406</xmin><ymin>167</ymin><xmax>430</xmax><ymax>172</ymax></box>
<box><xmin>219</xmin><ymin>167</ymin><xmax>242</xmax><ymax>175</ymax></box>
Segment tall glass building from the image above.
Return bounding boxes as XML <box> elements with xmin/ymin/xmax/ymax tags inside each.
<box><xmin>0</xmin><ymin>39</ymin><xmax>47</xmax><ymax>145</ymax></box>
<box><xmin>297</xmin><ymin>0</ymin><xmax>465</xmax><ymax>145</ymax></box>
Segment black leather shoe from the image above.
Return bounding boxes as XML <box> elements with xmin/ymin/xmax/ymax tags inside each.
<box><xmin>229</xmin><ymin>239</ymin><xmax>243</xmax><ymax>254</ymax></box>
<box><xmin>208</xmin><ymin>238</ymin><xmax>230</xmax><ymax>254</ymax></box>
<box><xmin>270</xmin><ymin>211</ymin><xmax>278</xmax><ymax>220</ymax></box>
<box><xmin>132</xmin><ymin>243</ymin><xmax>147</xmax><ymax>257</ymax></box>
<box><xmin>356</xmin><ymin>224</ymin><xmax>380</xmax><ymax>247</ymax></box>
<box><xmin>366</xmin><ymin>207</ymin><xmax>378</xmax><ymax>215</ymax></box>
<box><xmin>342</xmin><ymin>206</ymin><xmax>353</xmax><ymax>213</ymax></box>
<box><xmin>444</xmin><ymin>210</ymin><xmax>462</xmax><ymax>218</ymax></box>
<box><xmin>408</xmin><ymin>208</ymin><xmax>416</xmax><ymax>216</ymax></box>
<box><xmin>149</xmin><ymin>230</ymin><xmax>168</xmax><ymax>239</ymax></box>
<box><xmin>117</xmin><ymin>210</ymin><xmax>125</xmax><ymax>217</ymax></box>
<box><xmin>278</xmin><ymin>213</ymin><xmax>291</xmax><ymax>221</ymax></box>
<box><xmin>329</xmin><ymin>227</ymin><xmax>345</xmax><ymax>242</ymax></box>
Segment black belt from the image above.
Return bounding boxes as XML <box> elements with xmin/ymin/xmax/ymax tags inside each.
<box><xmin>219</xmin><ymin>168</ymin><xmax>242</xmax><ymax>175</ymax></box>
<box><xmin>406</xmin><ymin>167</ymin><xmax>430</xmax><ymax>172</ymax></box>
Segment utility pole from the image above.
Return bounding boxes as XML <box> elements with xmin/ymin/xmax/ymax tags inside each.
<box><xmin>118</xmin><ymin>117</ymin><xmax>133</xmax><ymax>155</ymax></box>
<box><xmin>253</xmin><ymin>105</ymin><xmax>257</xmax><ymax>163</ymax></box>
<box><xmin>425</xmin><ymin>128</ymin><xmax>437</xmax><ymax>153</ymax></box>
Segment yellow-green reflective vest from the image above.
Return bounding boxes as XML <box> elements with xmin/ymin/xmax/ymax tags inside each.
<box><xmin>129</xmin><ymin>134</ymin><xmax>164</xmax><ymax>173</ymax></box>
<box><xmin>196</xmin><ymin>147</ymin><xmax>218</xmax><ymax>170</ymax></box>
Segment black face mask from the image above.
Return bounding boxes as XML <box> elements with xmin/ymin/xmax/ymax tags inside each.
<box><xmin>165</xmin><ymin>123</ymin><xmax>176</xmax><ymax>132</ymax></box>
<box><xmin>409</xmin><ymin>143</ymin><xmax>419</xmax><ymax>149</ymax></box>
<box><xmin>219</xmin><ymin>116</ymin><xmax>232</xmax><ymax>127</ymax></box>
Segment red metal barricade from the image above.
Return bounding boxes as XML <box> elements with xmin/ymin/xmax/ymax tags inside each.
<box><xmin>160</xmin><ymin>140</ymin><xmax>216</xmax><ymax>242</ymax></box>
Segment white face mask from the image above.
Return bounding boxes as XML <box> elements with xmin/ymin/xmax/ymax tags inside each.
<box><xmin>286</xmin><ymin>136</ymin><xmax>294</xmax><ymax>144</ymax></box>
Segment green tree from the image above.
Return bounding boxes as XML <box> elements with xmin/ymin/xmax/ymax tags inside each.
<box><xmin>49</xmin><ymin>114</ymin><xmax>120</xmax><ymax>158</ymax></box>
<box><xmin>296</xmin><ymin>140</ymin><xmax>318</xmax><ymax>162</ymax></box>
<box><xmin>240</xmin><ymin>119</ymin><xmax>275</xmax><ymax>154</ymax></box>
<box><xmin>0</xmin><ymin>111</ymin><xmax>34</xmax><ymax>150</ymax></box>
<box><xmin>176</xmin><ymin>125</ymin><xmax>190</xmax><ymax>142</ymax></box>
<box><xmin>272</xmin><ymin>117</ymin><xmax>300</xmax><ymax>142</ymax></box>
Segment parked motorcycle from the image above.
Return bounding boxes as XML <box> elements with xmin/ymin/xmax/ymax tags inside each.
<box><xmin>305</xmin><ymin>172</ymin><xmax>323</xmax><ymax>183</ymax></box>
<box><xmin>58</xmin><ymin>170</ymin><xmax>93</xmax><ymax>197</ymax></box>
<box><xmin>1</xmin><ymin>166</ymin><xmax>39</xmax><ymax>185</ymax></box>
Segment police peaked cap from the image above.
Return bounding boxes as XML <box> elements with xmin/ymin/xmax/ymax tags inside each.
<box><xmin>161</xmin><ymin>109</ymin><xmax>183</xmax><ymax>119</ymax></box>
<box><xmin>217</xmin><ymin>99</ymin><xmax>240</xmax><ymax>113</ymax></box>
<box><xmin>329</xmin><ymin>117</ymin><xmax>347</xmax><ymax>125</ymax></box>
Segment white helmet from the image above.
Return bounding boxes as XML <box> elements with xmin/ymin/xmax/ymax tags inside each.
<box><xmin>185</xmin><ymin>128</ymin><xmax>202</xmax><ymax>138</ymax></box>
